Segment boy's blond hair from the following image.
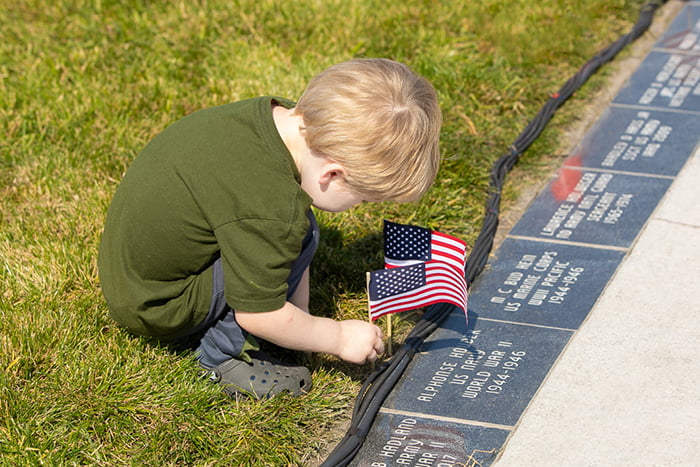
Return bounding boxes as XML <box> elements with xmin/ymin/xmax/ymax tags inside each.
<box><xmin>294</xmin><ymin>58</ymin><xmax>442</xmax><ymax>202</ymax></box>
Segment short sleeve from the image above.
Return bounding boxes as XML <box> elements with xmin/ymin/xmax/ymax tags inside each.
<box><xmin>214</xmin><ymin>217</ymin><xmax>309</xmax><ymax>312</ymax></box>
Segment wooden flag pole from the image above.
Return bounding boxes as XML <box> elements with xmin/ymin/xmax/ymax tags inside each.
<box><xmin>366</xmin><ymin>272</ymin><xmax>372</xmax><ymax>323</ymax></box>
<box><xmin>386</xmin><ymin>314</ymin><xmax>393</xmax><ymax>356</ymax></box>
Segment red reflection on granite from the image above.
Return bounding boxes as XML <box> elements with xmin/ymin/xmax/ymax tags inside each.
<box><xmin>551</xmin><ymin>155</ymin><xmax>582</xmax><ymax>201</ymax></box>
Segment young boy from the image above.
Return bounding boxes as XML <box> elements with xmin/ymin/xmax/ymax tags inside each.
<box><xmin>98</xmin><ymin>58</ymin><xmax>442</xmax><ymax>398</ymax></box>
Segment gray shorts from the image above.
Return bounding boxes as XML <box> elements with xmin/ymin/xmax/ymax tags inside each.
<box><xmin>181</xmin><ymin>210</ymin><xmax>319</xmax><ymax>367</ymax></box>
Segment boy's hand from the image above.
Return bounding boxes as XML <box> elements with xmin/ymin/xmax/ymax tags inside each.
<box><xmin>336</xmin><ymin>320</ymin><xmax>385</xmax><ymax>364</ymax></box>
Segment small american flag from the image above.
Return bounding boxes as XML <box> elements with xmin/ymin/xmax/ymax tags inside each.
<box><xmin>383</xmin><ymin>221</ymin><xmax>467</xmax><ymax>270</ymax></box>
<box><xmin>367</xmin><ymin>221</ymin><xmax>468</xmax><ymax>321</ymax></box>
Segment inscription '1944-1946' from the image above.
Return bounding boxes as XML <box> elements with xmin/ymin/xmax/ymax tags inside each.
<box><xmin>416</xmin><ymin>331</ymin><xmax>528</xmax><ymax>402</ymax></box>
<box><xmin>489</xmin><ymin>250</ymin><xmax>585</xmax><ymax>311</ymax></box>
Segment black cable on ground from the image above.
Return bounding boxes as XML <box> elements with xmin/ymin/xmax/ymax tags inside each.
<box><xmin>321</xmin><ymin>2</ymin><xmax>668</xmax><ymax>465</ymax></box>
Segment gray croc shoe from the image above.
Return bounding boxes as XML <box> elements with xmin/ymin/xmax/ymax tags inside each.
<box><xmin>203</xmin><ymin>351</ymin><xmax>312</xmax><ymax>398</ymax></box>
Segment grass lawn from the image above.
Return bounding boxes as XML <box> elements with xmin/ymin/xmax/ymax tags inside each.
<box><xmin>1</xmin><ymin>0</ymin><xmax>655</xmax><ymax>464</ymax></box>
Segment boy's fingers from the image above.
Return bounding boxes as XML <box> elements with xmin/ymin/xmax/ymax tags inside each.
<box><xmin>375</xmin><ymin>338</ymin><xmax>385</xmax><ymax>356</ymax></box>
<box><xmin>367</xmin><ymin>351</ymin><xmax>378</xmax><ymax>363</ymax></box>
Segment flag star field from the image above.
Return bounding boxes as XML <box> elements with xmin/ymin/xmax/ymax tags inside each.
<box><xmin>384</xmin><ymin>222</ymin><xmax>432</xmax><ymax>263</ymax></box>
<box><xmin>370</xmin><ymin>264</ymin><xmax>427</xmax><ymax>300</ymax></box>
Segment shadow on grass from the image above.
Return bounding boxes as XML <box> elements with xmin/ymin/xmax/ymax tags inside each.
<box><xmin>309</xmin><ymin>224</ymin><xmax>383</xmax><ymax>316</ymax></box>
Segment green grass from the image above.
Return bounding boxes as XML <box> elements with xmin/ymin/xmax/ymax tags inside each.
<box><xmin>1</xmin><ymin>0</ymin><xmax>651</xmax><ymax>464</ymax></box>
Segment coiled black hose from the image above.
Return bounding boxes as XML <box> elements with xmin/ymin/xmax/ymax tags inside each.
<box><xmin>321</xmin><ymin>1</ymin><xmax>669</xmax><ymax>465</ymax></box>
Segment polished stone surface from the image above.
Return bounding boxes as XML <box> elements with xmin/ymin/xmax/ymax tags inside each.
<box><xmin>509</xmin><ymin>170</ymin><xmax>672</xmax><ymax>247</ymax></box>
<box><xmin>657</xmin><ymin>3</ymin><xmax>700</xmax><ymax>52</ymax></box>
<box><xmin>562</xmin><ymin>106</ymin><xmax>698</xmax><ymax>176</ymax></box>
<box><xmin>349</xmin><ymin>412</ymin><xmax>508</xmax><ymax>467</ymax></box>
<box><xmin>614</xmin><ymin>50</ymin><xmax>700</xmax><ymax>110</ymax></box>
<box><xmin>468</xmin><ymin>238</ymin><xmax>625</xmax><ymax>329</ymax></box>
<box><xmin>495</xmin><ymin>143</ymin><xmax>700</xmax><ymax>467</ymax></box>
<box><xmin>382</xmin><ymin>311</ymin><xmax>572</xmax><ymax>428</ymax></box>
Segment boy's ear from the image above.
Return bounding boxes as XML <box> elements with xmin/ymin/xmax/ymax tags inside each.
<box><xmin>318</xmin><ymin>161</ymin><xmax>346</xmax><ymax>186</ymax></box>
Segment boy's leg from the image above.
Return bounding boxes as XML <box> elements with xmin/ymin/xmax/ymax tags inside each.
<box><xmin>195</xmin><ymin>259</ymin><xmax>252</xmax><ymax>368</ymax></box>
<box><xmin>188</xmin><ymin>210</ymin><xmax>319</xmax><ymax>397</ymax></box>
<box><xmin>196</xmin><ymin>210</ymin><xmax>318</xmax><ymax>366</ymax></box>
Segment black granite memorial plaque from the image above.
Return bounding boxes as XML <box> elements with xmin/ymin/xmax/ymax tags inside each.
<box><xmin>509</xmin><ymin>170</ymin><xmax>672</xmax><ymax>247</ymax></box>
<box><xmin>382</xmin><ymin>312</ymin><xmax>571</xmax><ymax>428</ymax></box>
<box><xmin>562</xmin><ymin>106</ymin><xmax>699</xmax><ymax>176</ymax></box>
<box><xmin>614</xmin><ymin>50</ymin><xmax>700</xmax><ymax>111</ymax></box>
<box><xmin>350</xmin><ymin>412</ymin><xmax>508</xmax><ymax>467</ymax></box>
<box><xmin>467</xmin><ymin>238</ymin><xmax>625</xmax><ymax>329</ymax></box>
<box><xmin>656</xmin><ymin>3</ymin><xmax>700</xmax><ymax>53</ymax></box>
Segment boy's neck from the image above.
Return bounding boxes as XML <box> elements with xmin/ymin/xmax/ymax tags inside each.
<box><xmin>272</xmin><ymin>104</ymin><xmax>308</xmax><ymax>173</ymax></box>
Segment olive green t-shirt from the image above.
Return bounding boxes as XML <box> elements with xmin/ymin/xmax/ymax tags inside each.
<box><xmin>97</xmin><ymin>97</ymin><xmax>312</xmax><ymax>339</ymax></box>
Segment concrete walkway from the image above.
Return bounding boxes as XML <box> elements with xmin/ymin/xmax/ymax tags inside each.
<box><xmin>495</xmin><ymin>149</ymin><xmax>700</xmax><ymax>466</ymax></box>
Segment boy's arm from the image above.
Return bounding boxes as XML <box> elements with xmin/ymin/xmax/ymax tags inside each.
<box><xmin>235</xmin><ymin>302</ymin><xmax>384</xmax><ymax>364</ymax></box>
